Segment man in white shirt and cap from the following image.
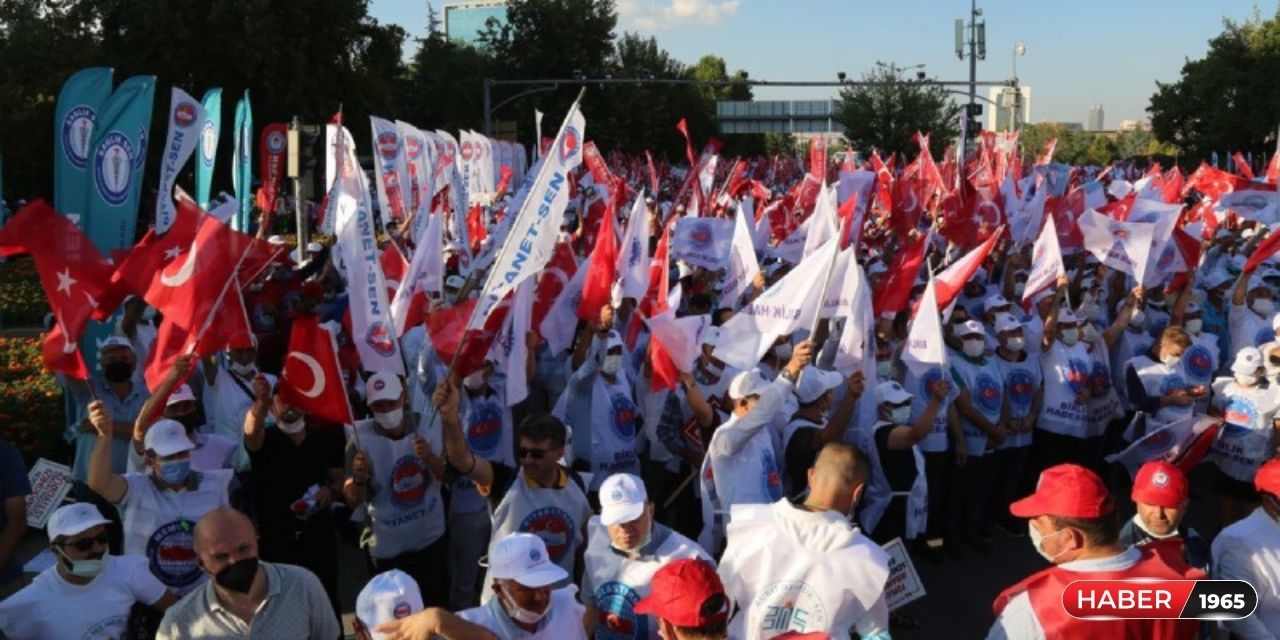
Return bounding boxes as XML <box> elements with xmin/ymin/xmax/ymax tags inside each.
<box><xmin>354</xmin><ymin>569</ymin><xmax>496</xmax><ymax>640</ymax></box>
<box><xmin>581</xmin><ymin>473</ymin><xmax>711</xmax><ymax>639</ymax></box>
<box><xmin>1213</xmin><ymin>459</ymin><xmax>1280</xmax><ymax>639</ymax></box>
<box><xmin>456</xmin><ymin>533</ymin><xmax>588</xmax><ymax>639</ymax></box>
<box><xmin>719</xmin><ymin>443</ymin><xmax>892</xmax><ymax>640</ymax></box>
<box><xmin>130</xmin><ymin>355</ymin><xmax>236</xmax><ymax>473</ymax></box>
<box><xmin>0</xmin><ymin>503</ymin><xmax>177</xmax><ymax>639</ymax></box>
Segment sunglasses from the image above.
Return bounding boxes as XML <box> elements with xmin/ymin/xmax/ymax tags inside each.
<box><xmin>517</xmin><ymin>447</ymin><xmax>554</xmax><ymax>460</ymax></box>
<box><xmin>59</xmin><ymin>532</ymin><xmax>109</xmax><ymax>552</ymax></box>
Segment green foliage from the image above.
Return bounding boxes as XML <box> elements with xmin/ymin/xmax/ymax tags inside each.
<box><xmin>833</xmin><ymin>63</ymin><xmax>959</xmax><ymax>159</ymax></box>
<box><xmin>1018</xmin><ymin>123</ymin><xmax>1180</xmax><ymax>165</ymax></box>
<box><xmin>1149</xmin><ymin>7</ymin><xmax>1280</xmax><ymax>159</ymax></box>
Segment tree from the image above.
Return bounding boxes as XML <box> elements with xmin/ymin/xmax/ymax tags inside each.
<box><xmin>833</xmin><ymin>63</ymin><xmax>959</xmax><ymax>159</ymax></box>
<box><xmin>1149</xmin><ymin>8</ymin><xmax>1280</xmax><ymax>160</ymax></box>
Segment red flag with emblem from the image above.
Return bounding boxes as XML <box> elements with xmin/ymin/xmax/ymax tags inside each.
<box><xmin>578</xmin><ymin>201</ymin><xmax>619</xmax><ymax>320</ymax></box>
<box><xmin>144</xmin><ymin>286</ymin><xmax>251</xmax><ymax>390</ymax></box>
<box><xmin>872</xmin><ymin>231</ymin><xmax>927</xmax><ymax>317</ymax></box>
<box><xmin>281</xmin><ymin>316</ymin><xmax>355</xmax><ymax>424</ymax></box>
<box><xmin>533</xmin><ymin>241</ymin><xmax>579</xmax><ymax>336</ymax></box>
<box><xmin>466</xmin><ymin>205</ymin><xmax>487</xmax><ymax>255</ymax></box>
<box><xmin>916</xmin><ymin>228</ymin><xmax>1003</xmax><ymax>315</ymax></box>
<box><xmin>94</xmin><ymin>191</ymin><xmax>201</xmax><ymax>320</ymax></box>
<box><xmin>1184</xmin><ymin>163</ymin><xmax>1250</xmax><ymax>201</ymax></box>
<box><xmin>426</xmin><ymin>296</ymin><xmax>511</xmax><ymax>378</ymax></box>
<box><xmin>380</xmin><ymin>243</ymin><xmax>409</xmax><ymax>301</ymax></box>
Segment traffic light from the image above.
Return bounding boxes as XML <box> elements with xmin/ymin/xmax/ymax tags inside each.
<box><xmin>965</xmin><ymin>119</ymin><xmax>983</xmax><ymax>139</ymax></box>
<box><xmin>965</xmin><ymin>103</ymin><xmax>984</xmax><ymax>118</ymax></box>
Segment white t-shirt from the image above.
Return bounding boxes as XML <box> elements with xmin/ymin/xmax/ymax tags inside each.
<box><xmin>0</xmin><ymin>554</ymin><xmax>166</xmax><ymax>640</ymax></box>
<box><xmin>1230</xmin><ymin>301</ymin><xmax>1276</xmax><ymax>355</ymax></box>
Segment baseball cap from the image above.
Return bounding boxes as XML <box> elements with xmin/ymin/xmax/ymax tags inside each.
<box><xmin>445</xmin><ymin>274</ymin><xmax>466</xmax><ymax>290</ymax></box>
<box><xmin>1256</xmin><ymin>459</ymin><xmax>1280</xmax><ymax>496</ymax></box>
<box><xmin>306</xmin><ymin>242</ymin><xmax>323</xmax><ymax>254</ymax></box>
<box><xmin>994</xmin><ymin>313</ymin><xmax>1023</xmax><ymax>335</ymax></box>
<box><xmin>700</xmin><ymin>326</ymin><xmax>721</xmax><ymax>347</ymax></box>
<box><xmin>1232</xmin><ymin>347</ymin><xmax>1263</xmax><ymax>375</ymax></box>
<box><xmin>144</xmin><ymin>419</ymin><xmax>196</xmax><ymax>457</ymax></box>
<box><xmin>366</xmin><ymin>372</ymin><xmax>404</xmax><ymax>404</ymax></box>
<box><xmin>984</xmin><ymin>294</ymin><xmax>1011</xmax><ymax>314</ymax></box>
<box><xmin>356</xmin><ymin>570</ymin><xmax>423</xmax><ymax>640</ymax></box>
<box><xmin>98</xmin><ymin>336</ymin><xmax>134</xmax><ymax>353</ymax></box>
<box><xmin>599</xmin><ymin>473</ymin><xmax>647</xmax><ymax>526</ymax></box>
<box><xmin>874</xmin><ymin>381</ymin><xmax>912</xmax><ymax>406</ymax></box>
<box><xmin>267</xmin><ymin>234</ymin><xmax>288</xmax><ymax>246</ymax></box>
<box><xmin>728</xmin><ymin>369</ymin><xmax>771</xmax><ymax>400</ymax></box>
<box><xmin>1057</xmin><ymin>308</ymin><xmax>1079</xmax><ymax>324</ymax></box>
<box><xmin>795</xmin><ymin>366</ymin><xmax>844</xmax><ymax>404</ymax></box>
<box><xmin>1131</xmin><ymin>460</ymin><xmax>1189</xmax><ymax>508</ymax></box>
<box><xmin>488</xmin><ymin>533</ymin><xmax>569</xmax><ymax>588</ymax></box>
<box><xmin>634</xmin><ymin>559</ymin><xmax>729</xmax><ymax>627</ymax></box>
<box><xmin>165</xmin><ymin>384</ymin><xmax>196</xmax><ymax>407</ymax></box>
<box><xmin>1010</xmin><ymin>464</ymin><xmax>1114</xmax><ymax>519</ymax></box>
<box><xmin>957</xmin><ymin>319</ymin><xmax>986</xmax><ymax>338</ymax></box>
<box><xmin>1206</xmin><ymin>270</ymin><xmax>1235</xmax><ymax>290</ymax></box>
<box><xmin>47</xmin><ymin>503</ymin><xmax>111</xmax><ymax>541</ymax></box>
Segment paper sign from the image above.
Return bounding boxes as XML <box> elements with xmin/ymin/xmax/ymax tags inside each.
<box><xmin>882</xmin><ymin>537</ymin><xmax>927</xmax><ymax>611</ymax></box>
<box><xmin>25</xmin><ymin>458</ymin><xmax>74</xmax><ymax>529</ymax></box>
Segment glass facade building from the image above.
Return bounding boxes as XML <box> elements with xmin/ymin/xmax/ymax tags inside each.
<box><xmin>443</xmin><ymin>1</ymin><xmax>508</xmax><ymax>46</ymax></box>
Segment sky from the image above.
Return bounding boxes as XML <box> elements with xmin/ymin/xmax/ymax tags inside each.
<box><xmin>370</xmin><ymin>0</ymin><xmax>1276</xmax><ymax>127</ymax></box>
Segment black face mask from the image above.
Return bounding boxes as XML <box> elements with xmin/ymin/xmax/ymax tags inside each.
<box><xmin>103</xmin><ymin>362</ymin><xmax>133</xmax><ymax>383</ymax></box>
<box><xmin>215</xmin><ymin>557</ymin><xmax>259</xmax><ymax>594</ymax></box>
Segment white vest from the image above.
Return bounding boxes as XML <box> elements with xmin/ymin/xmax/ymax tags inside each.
<box><xmin>583</xmin><ymin>519</ymin><xmax>710</xmax><ymax>640</ymax></box>
<box><xmin>995</xmin><ymin>350</ymin><xmax>1041</xmax><ymax>449</ymax></box>
<box><xmin>121</xmin><ymin>469</ymin><xmax>232</xmax><ymax>594</ymax></box>
<box><xmin>483</xmin><ymin>467</ymin><xmax>592</xmax><ymax>604</ymax></box>
<box><xmin>455</xmin><ymin>389</ymin><xmax>514</xmax><ymax>515</ymax></box>
<box><xmin>1183</xmin><ymin>333</ymin><xmax>1220</xmax><ymax>387</ymax></box>
<box><xmin>859</xmin><ymin>421</ymin><xmax>928</xmax><ymax>539</ymax></box>
<box><xmin>950</xmin><ymin>355</ymin><xmax>1005</xmax><ymax>456</ymax></box>
<box><xmin>699</xmin><ymin>414</ymin><xmax>784</xmax><ymax>551</ymax></box>
<box><xmin>721</xmin><ymin>500</ymin><xmax>891</xmax><ymax>640</ymax></box>
<box><xmin>1211</xmin><ymin>380</ymin><xmax>1280</xmax><ymax>482</ymax></box>
<box><xmin>902</xmin><ymin>365</ymin><xmax>955</xmax><ymax>453</ymax></box>
<box><xmin>459</xmin><ymin>586</ymin><xmax>588</xmax><ymax>640</ymax></box>
<box><xmin>1085</xmin><ymin>341</ymin><xmax>1122</xmax><ymax>438</ymax></box>
<box><xmin>1039</xmin><ymin>341</ymin><xmax>1092</xmax><ymax>438</ymax></box>
<box><xmin>1129</xmin><ymin>355</ymin><xmax>1194</xmax><ymax>426</ymax></box>
<box><xmin>352</xmin><ymin>418</ymin><xmax>446</xmax><ymax>559</ymax></box>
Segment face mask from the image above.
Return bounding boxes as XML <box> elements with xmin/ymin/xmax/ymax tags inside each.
<box><xmin>277</xmin><ymin>415</ymin><xmax>306</xmax><ymax>434</ymax></box>
<box><xmin>774</xmin><ymin>343</ymin><xmax>793</xmax><ymax>361</ymax></box>
<box><xmin>1253</xmin><ymin>299</ymin><xmax>1275</xmax><ymax>316</ymax></box>
<box><xmin>1185</xmin><ymin>318</ymin><xmax>1203</xmax><ymax>335</ymax></box>
<box><xmin>1160</xmin><ymin>354</ymin><xmax>1181</xmax><ymax>367</ymax></box>
<box><xmin>876</xmin><ymin>360</ymin><xmax>893</xmax><ymax>378</ymax></box>
<box><xmin>1236</xmin><ymin>373</ymin><xmax>1259</xmax><ymax>387</ymax></box>
<box><xmin>601</xmin><ymin>354</ymin><xmax>624</xmax><ymax>375</ymax></box>
<box><xmin>705</xmin><ymin>360</ymin><xmax>725</xmax><ymax>377</ymax></box>
<box><xmin>1129</xmin><ymin>309</ymin><xmax>1146</xmax><ymax>328</ymax></box>
<box><xmin>1060</xmin><ymin>328</ymin><xmax>1079</xmax><ymax>346</ymax></box>
<box><xmin>103</xmin><ymin>361</ymin><xmax>133</xmax><ymax>383</ymax></box>
<box><xmin>142</xmin><ymin>307</ymin><xmax>157</xmax><ymax>323</ymax></box>
<box><xmin>1029</xmin><ymin>523</ymin><xmax>1068</xmax><ymax>563</ymax></box>
<box><xmin>1081</xmin><ymin>324</ymin><xmax>1098</xmax><ymax>344</ymax></box>
<box><xmin>463</xmin><ymin>370</ymin><xmax>486</xmax><ymax>390</ymax></box>
<box><xmin>890</xmin><ymin>406</ymin><xmax>912</xmax><ymax>424</ymax></box>
<box><xmin>158</xmin><ymin>459</ymin><xmax>191</xmax><ymax>486</ymax></box>
<box><xmin>1003</xmin><ymin>336</ymin><xmax>1025</xmax><ymax>352</ymax></box>
<box><xmin>230</xmin><ymin>361</ymin><xmax>256</xmax><ymax>377</ymax></box>
<box><xmin>374</xmin><ymin>408</ymin><xmax>404</xmax><ymax>430</ymax></box>
<box><xmin>214</xmin><ymin>557</ymin><xmax>259</xmax><ymax>594</ymax></box>
<box><xmin>500</xmin><ymin>584</ymin><xmax>549</xmax><ymax>625</ymax></box>
<box><xmin>963</xmin><ymin>339</ymin><xmax>985</xmax><ymax>358</ymax></box>
<box><xmin>1014</xmin><ymin>282</ymin><xmax>1026</xmax><ymax>297</ymax></box>
<box><xmin>56</xmin><ymin>548</ymin><xmax>104</xmax><ymax>578</ymax></box>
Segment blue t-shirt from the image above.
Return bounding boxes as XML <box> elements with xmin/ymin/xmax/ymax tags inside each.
<box><xmin>0</xmin><ymin>441</ymin><xmax>31</xmax><ymax>584</ymax></box>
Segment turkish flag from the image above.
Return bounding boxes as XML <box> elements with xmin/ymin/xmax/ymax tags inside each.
<box><xmin>917</xmin><ymin>228</ymin><xmax>1003</xmax><ymax>316</ymax></box>
<box><xmin>577</xmin><ymin>201</ymin><xmax>619</xmax><ymax>320</ymax></box>
<box><xmin>533</xmin><ymin>241</ymin><xmax>579</xmax><ymax>336</ymax></box>
<box><xmin>95</xmin><ymin>194</ymin><xmax>201</xmax><ymax>321</ymax></box>
<box><xmin>281</xmin><ymin>316</ymin><xmax>354</xmax><ymax>424</ymax></box>
<box><xmin>144</xmin><ymin>287</ymin><xmax>251</xmax><ymax>391</ymax></box>
<box><xmin>466</xmin><ymin>205</ymin><xmax>487</xmax><ymax>255</ymax></box>
<box><xmin>381</xmin><ymin>243</ymin><xmax>409</xmax><ymax>301</ymax></box>
<box><xmin>0</xmin><ymin>200</ymin><xmax>111</xmax><ymax>377</ymax></box>
<box><xmin>872</xmin><ymin>232</ymin><xmax>927</xmax><ymax>317</ymax></box>
<box><xmin>426</xmin><ymin>296</ymin><xmax>511</xmax><ymax>378</ymax></box>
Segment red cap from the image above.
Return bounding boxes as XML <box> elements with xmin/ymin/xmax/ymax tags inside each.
<box><xmin>633</xmin><ymin>559</ymin><xmax>728</xmax><ymax>627</ymax></box>
<box><xmin>1256</xmin><ymin>459</ymin><xmax>1280</xmax><ymax>496</ymax></box>
<box><xmin>1010</xmin><ymin>464</ymin><xmax>1113</xmax><ymax>519</ymax></box>
<box><xmin>1131</xmin><ymin>460</ymin><xmax>1189</xmax><ymax>508</ymax></box>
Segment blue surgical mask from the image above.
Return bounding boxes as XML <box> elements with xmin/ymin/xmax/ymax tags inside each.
<box><xmin>158</xmin><ymin>459</ymin><xmax>191</xmax><ymax>486</ymax></box>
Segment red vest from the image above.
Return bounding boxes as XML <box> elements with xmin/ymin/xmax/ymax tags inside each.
<box><xmin>992</xmin><ymin>540</ymin><xmax>1205</xmax><ymax>640</ymax></box>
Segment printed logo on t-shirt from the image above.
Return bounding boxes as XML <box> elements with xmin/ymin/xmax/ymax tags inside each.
<box><xmin>1224</xmin><ymin>398</ymin><xmax>1259</xmax><ymax>432</ymax></box>
<box><xmin>1159</xmin><ymin>374</ymin><xmax>1189</xmax><ymax>395</ymax></box>
<box><xmin>80</xmin><ymin>614</ymin><xmax>128</xmax><ymax>640</ymax></box>
<box><xmin>920</xmin><ymin>367</ymin><xmax>945</xmax><ymax>397</ymax></box>
<box><xmin>761</xmin><ymin>451</ymin><xmax>783</xmax><ymax>501</ymax></box>
<box><xmin>1183</xmin><ymin>344</ymin><xmax>1215</xmax><ymax>382</ymax></box>
<box><xmin>389</xmin><ymin>454</ymin><xmax>427</xmax><ymax>508</ymax></box>
<box><xmin>611</xmin><ymin>393</ymin><xmax>638</xmax><ymax>440</ymax></box>
<box><xmin>752</xmin><ymin>580</ymin><xmax>830</xmax><ymax>635</ymax></box>
<box><xmin>1089</xmin><ymin>361</ymin><xmax>1111</xmax><ymax>392</ymax></box>
<box><xmin>974</xmin><ymin>372</ymin><xmax>1002</xmax><ymax>415</ymax></box>
<box><xmin>1065</xmin><ymin>358</ymin><xmax>1091</xmax><ymax>395</ymax></box>
<box><xmin>1256</xmin><ymin>328</ymin><xmax>1276</xmax><ymax>347</ymax></box>
<box><xmin>1006</xmin><ymin>368</ymin><xmax>1036</xmax><ymax>413</ymax></box>
<box><xmin>146</xmin><ymin>519</ymin><xmax>200</xmax><ymax>587</ymax></box>
<box><xmin>595</xmin><ymin>581</ymin><xmax>648</xmax><ymax>640</ymax></box>
<box><xmin>466</xmin><ymin>401</ymin><xmax>504</xmax><ymax>457</ymax></box>
<box><xmin>1140</xmin><ymin>428</ymin><xmax>1175</xmax><ymax>455</ymax></box>
<box><xmin>520</xmin><ymin>507</ymin><xmax>575</xmax><ymax>562</ymax></box>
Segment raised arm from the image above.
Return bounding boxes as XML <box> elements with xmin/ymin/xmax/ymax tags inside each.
<box><xmin>243</xmin><ymin>373</ymin><xmax>273</xmax><ymax>453</ymax></box>
<box><xmin>714</xmin><ymin>340</ymin><xmax>812</xmax><ymax>455</ymax></box>
<box><xmin>87</xmin><ymin>400</ymin><xmax>128</xmax><ymax>503</ymax></box>
<box><xmin>886</xmin><ymin>380</ymin><xmax>949</xmax><ymax>450</ymax></box>
<box><xmin>134</xmin><ymin>355</ymin><xmax>193</xmax><ymax>454</ymax></box>
<box><xmin>813</xmin><ymin>372</ymin><xmax>865</xmax><ymax>450</ymax></box>
<box><xmin>435</xmin><ymin>379</ymin><xmax>495</xmax><ymax>491</ymax></box>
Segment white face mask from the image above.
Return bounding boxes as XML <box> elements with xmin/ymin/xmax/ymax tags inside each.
<box><xmin>1060</xmin><ymin>328</ymin><xmax>1079</xmax><ymax>345</ymax></box>
<box><xmin>890</xmin><ymin>405</ymin><xmax>912</xmax><ymax>424</ymax></box>
<box><xmin>500</xmin><ymin>584</ymin><xmax>549</xmax><ymax>625</ymax></box>
<box><xmin>963</xmin><ymin>339</ymin><xmax>985</xmax><ymax>358</ymax></box>
<box><xmin>1253</xmin><ymin>298</ymin><xmax>1275</xmax><ymax>317</ymax></box>
<box><xmin>230</xmin><ymin>361</ymin><xmax>256</xmax><ymax>377</ymax></box>
<box><xmin>463</xmin><ymin>370</ymin><xmax>486</xmax><ymax>390</ymax></box>
<box><xmin>1160</xmin><ymin>353</ymin><xmax>1181</xmax><ymax>367</ymax></box>
<box><xmin>1003</xmin><ymin>336</ymin><xmax>1025</xmax><ymax>352</ymax></box>
<box><xmin>1029</xmin><ymin>523</ymin><xmax>1069</xmax><ymax>563</ymax></box>
<box><xmin>1185</xmin><ymin>318</ymin><xmax>1203</xmax><ymax>335</ymax></box>
<box><xmin>1237</xmin><ymin>373</ymin><xmax>1260</xmax><ymax>387</ymax></box>
<box><xmin>277</xmin><ymin>416</ymin><xmax>306</xmax><ymax>434</ymax></box>
<box><xmin>56</xmin><ymin>548</ymin><xmax>105</xmax><ymax>578</ymax></box>
<box><xmin>1129</xmin><ymin>309</ymin><xmax>1146</xmax><ymax>328</ymax></box>
<box><xmin>876</xmin><ymin>360</ymin><xmax>893</xmax><ymax>378</ymax></box>
<box><xmin>1014</xmin><ymin>282</ymin><xmax>1026</xmax><ymax>297</ymax></box>
<box><xmin>704</xmin><ymin>360</ymin><xmax>724</xmax><ymax>377</ymax></box>
<box><xmin>373</xmin><ymin>408</ymin><xmax>404</xmax><ymax>430</ymax></box>
<box><xmin>601</xmin><ymin>354</ymin><xmax>624</xmax><ymax>375</ymax></box>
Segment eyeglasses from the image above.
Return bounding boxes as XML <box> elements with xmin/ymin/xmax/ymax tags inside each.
<box><xmin>517</xmin><ymin>447</ymin><xmax>553</xmax><ymax>460</ymax></box>
<box><xmin>58</xmin><ymin>532</ymin><xmax>109</xmax><ymax>552</ymax></box>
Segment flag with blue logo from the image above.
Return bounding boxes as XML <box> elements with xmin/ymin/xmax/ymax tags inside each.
<box><xmin>195</xmin><ymin>88</ymin><xmax>222</xmax><ymax>210</ymax></box>
<box><xmin>54</xmin><ymin>67</ymin><xmax>113</xmax><ymax>224</ymax></box>
<box><xmin>84</xmin><ymin>75</ymin><xmax>155</xmax><ymax>255</ymax></box>
<box><xmin>232</xmin><ymin>90</ymin><xmax>252</xmax><ymax>232</ymax></box>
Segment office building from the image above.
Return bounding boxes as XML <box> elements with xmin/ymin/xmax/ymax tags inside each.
<box><xmin>442</xmin><ymin>0</ymin><xmax>507</xmax><ymax>46</ymax></box>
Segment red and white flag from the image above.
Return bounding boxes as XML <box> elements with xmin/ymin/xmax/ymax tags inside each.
<box><xmin>917</xmin><ymin>227</ymin><xmax>1002</xmax><ymax>316</ymax></box>
<box><xmin>155</xmin><ymin>88</ymin><xmax>204</xmax><ymax>234</ymax></box>
<box><xmin>615</xmin><ymin>192</ymin><xmax>649</xmax><ymax>301</ymax></box>
<box><xmin>1106</xmin><ymin>415</ymin><xmax>1221</xmax><ymax>478</ymax></box>
<box><xmin>901</xmin><ymin>276</ymin><xmax>947</xmax><ymax>380</ymax></box>
<box><xmin>281</xmin><ymin>317</ymin><xmax>355</xmax><ymax>424</ymax></box>
<box><xmin>370</xmin><ymin>116</ymin><xmax>410</xmax><ymax>226</ymax></box>
<box><xmin>257</xmin><ymin>122</ymin><xmax>287</xmax><ymax>217</ymax></box>
<box><xmin>645</xmin><ymin>285</ymin><xmax>710</xmax><ymax>374</ymax></box>
<box><xmin>579</xmin><ymin>200</ymin><xmax>619</xmax><ymax>319</ymax></box>
<box><xmin>1023</xmin><ymin>215</ymin><xmax>1064</xmax><ymax>308</ymax></box>
<box><xmin>143</xmin><ymin>287</ymin><xmax>251</xmax><ymax>391</ymax></box>
<box><xmin>392</xmin><ymin>210</ymin><xmax>443</xmax><ymax>336</ymax></box>
<box><xmin>540</xmin><ymin>252</ymin><xmax>590</xmax><ymax>355</ymax></box>
<box><xmin>533</xmin><ymin>241</ymin><xmax>579</xmax><ymax>336</ymax></box>
<box><xmin>139</xmin><ymin>203</ymin><xmax>252</xmax><ymax>336</ymax></box>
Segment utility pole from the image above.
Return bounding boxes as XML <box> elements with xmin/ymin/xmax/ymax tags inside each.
<box><xmin>956</xmin><ymin>0</ymin><xmax>986</xmax><ymax>153</ymax></box>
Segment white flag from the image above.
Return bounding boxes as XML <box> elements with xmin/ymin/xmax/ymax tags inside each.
<box><xmin>397</xmin><ymin>121</ymin><xmax>432</xmax><ymax>232</ymax></box>
<box><xmin>370</xmin><ymin>116</ymin><xmax>410</xmax><ymax>229</ymax></box>
<box><xmin>1022</xmin><ymin>214</ymin><xmax>1064</xmax><ymax>307</ymax></box>
<box><xmin>1009</xmin><ymin>181</ymin><xmax>1048</xmax><ymax>246</ymax></box>
<box><xmin>713</xmin><ymin>237</ymin><xmax>839</xmax><ymax>371</ymax></box>
<box><xmin>534</xmin><ymin>110</ymin><xmax>545</xmax><ymax>160</ymax></box>
<box><xmin>901</xmin><ymin>276</ymin><xmax>946</xmax><ymax>380</ymax></box>
<box><xmin>721</xmin><ymin>200</ymin><xmax>761</xmax><ymax>303</ymax></box>
<box><xmin>540</xmin><ymin>253</ymin><xmax>589</xmax><ymax>354</ymax></box>
<box><xmin>391</xmin><ymin>210</ymin><xmax>443</xmax><ymax>336</ymax></box>
<box><xmin>469</xmin><ymin>100</ymin><xmax>585</xmax><ymax>332</ymax></box>
<box><xmin>1217</xmin><ymin>189</ymin><xmax>1280</xmax><ymax>226</ymax></box>
<box><xmin>155</xmin><ymin>87</ymin><xmax>204</xmax><ymax>234</ymax></box>
<box><xmin>646</xmin><ymin>285</ymin><xmax>711</xmax><ymax>374</ymax></box>
<box><xmin>670</xmin><ymin>217</ymin><xmax>734</xmax><ymax>270</ymax></box>
<box><xmin>802</xmin><ymin>185</ymin><xmax>838</xmax><ymax>259</ymax></box>
<box><xmin>1078</xmin><ymin>209</ymin><xmax>1155</xmax><ymax>286</ymax></box>
<box><xmin>1106</xmin><ymin>415</ymin><xmax>1220</xmax><ymax>478</ymax></box>
<box><xmin>616</xmin><ymin>191</ymin><xmax>650</xmax><ymax>300</ymax></box>
<box><xmin>1128</xmin><ymin>199</ymin><xmax>1185</xmax><ymax>287</ymax></box>
<box><xmin>833</xmin><ymin>255</ymin><xmax>876</xmax><ymax>376</ymax></box>
<box><xmin>490</xmin><ymin>277</ymin><xmax>534</xmax><ymax>406</ymax></box>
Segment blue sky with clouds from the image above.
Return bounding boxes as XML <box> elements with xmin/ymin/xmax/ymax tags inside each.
<box><xmin>370</xmin><ymin>0</ymin><xmax>1275</xmax><ymax>126</ymax></box>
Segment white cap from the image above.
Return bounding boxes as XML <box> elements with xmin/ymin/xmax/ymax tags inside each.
<box><xmin>366</xmin><ymin>373</ymin><xmax>404</xmax><ymax>404</ymax></box>
<box><xmin>489</xmin><ymin>533</ymin><xmax>569</xmax><ymax>588</ymax></box>
<box><xmin>267</xmin><ymin>234</ymin><xmax>288</xmax><ymax>246</ymax></box>
<box><xmin>445</xmin><ymin>274</ymin><xmax>466</xmax><ymax>290</ymax></box>
<box><xmin>356</xmin><ymin>570</ymin><xmax>423</xmax><ymax>640</ymax></box>
<box><xmin>874</xmin><ymin>381</ymin><xmax>912</xmax><ymax>406</ymax></box>
<box><xmin>1184</xmin><ymin>303</ymin><xmax>1203</xmax><ymax>316</ymax></box>
<box><xmin>165</xmin><ymin>384</ymin><xmax>196</xmax><ymax>407</ymax></box>
<box><xmin>1057</xmin><ymin>308</ymin><xmax>1080</xmax><ymax>324</ymax></box>
<box><xmin>1206</xmin><ymin>270</ymin><xmax>1235</xmax><ymax>290</ymax></box>
<box><xmin>599</xmin><ymin>473</ymin><xmax>647</xmax><ymax>526</ymax></box>
<box><xmin>1243</xmin><ymin>227</ymin><xmax>1258</xmax><ymax>240</ymax></box>
<box><xmin>700</xmin><ymin>326</ymin><xmax>721</xmax><ymax>347</ymax></box>
<box><xmin>994</xmin><ymin>313</ymin><xmax>1023</xmax><ymax>335</ymax></box>
<box><xmin>306</xmin><ymin>242</ymin><xmax>323</xmax><ymax>254</ymax></box>
<box><xmin>604</xmin><ymin>330</ymin><xmax>624</xmax><ymax>352</ymax></box>
<box><xmin>677</xmin><ymin>261</ymin><xmax>693</xmax><ymax>279</ymax></box>
<box><xmin>47</xmin><ymin>503</ymin><xmax>111</xmax><ymax>541</ymax></box>
<box><xmin>1233</xmin><ymin>347</ymin><xmax>1263</xmax><ymax>375</ymax></box>
<box><xmin>728</xmin><ymin>369</ymin><xmax>771</xmax><ymax>400</ymax></box>
<box><xmin>984</xmin><ymin>294</ymin><xmax>1011</xmax><ymax>313</ymax></box>
<box><xmin>98</xmin><ymin>336</ymin><xmax>134</xmax><ymax>353</ymax></box>
<box><xmin>144</xmin><ymin>419</ymin><xmax>196</xmax><ymax>456</ymax></box>
<box><xmin>794</xmin><ymin>366</ymin><xmax>844</xmax><ymax>404</ymax></box>
<box><xmin>957</xmin><ymin>319</ymin><xmax>986</xmax><ymax>338</ymax></box>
